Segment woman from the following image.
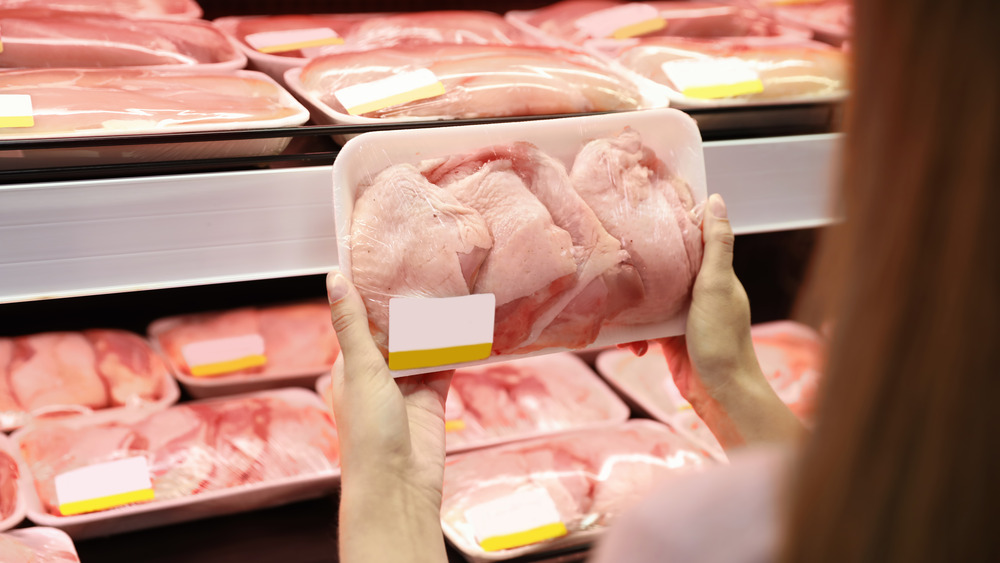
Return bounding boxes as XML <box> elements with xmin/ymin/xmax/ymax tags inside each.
<box><xmin>324</xmin><ymin>0</ymin><xmax>999</xmax><ymax>560</ymax></box>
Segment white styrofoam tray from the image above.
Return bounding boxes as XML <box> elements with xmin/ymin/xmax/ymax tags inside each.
<box><xmin>332</xmin><ymin>108</ymin><xmax>706</xmax><ymax>377</ymax></box>
<box><xmin>13</xmin><ymin>387</ymin><xmax>340</xmax><ymax>539</ymax></box>
<box><xmin>0</xmin><ymin>433</ymin><xmax>27</xmax><ymax>531</ymax></box>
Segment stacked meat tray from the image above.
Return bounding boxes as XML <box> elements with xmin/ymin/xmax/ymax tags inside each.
<box><xmin>0</xmin><ymin>0</ymin><xmax>847</xmax><ymax>561</ymax></box>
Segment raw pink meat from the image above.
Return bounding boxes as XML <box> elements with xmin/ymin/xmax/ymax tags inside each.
<box><xmin>18</xmin><ymin>393</ymin><xmax>340</xmax><ymax>516</ymax></box>
<box><xmin>85</xmin><ymin>330</ymin><xmax>166</xmax><ymax>408</ymax></box>
<box><xmin>1</xmin><ymin>449</ymin><xmax>18</xmax><ymax>519</ymax></box>
<box><xmin>0</xmin><ymin>339</ymin><xmax>19</xmax><ymax>414</ymax></box>
<box><xmin>0</xmin><ymin>9</ymin><xmax>242</xmax><ymax>69</ymax></box>
<box><xmin>615</xmin><ymin>37</ymin><xmax>847</xmax><ymax>101</ymax></box>
<box><xmin>0</xmin><ymin>69</ymin><xmax>304</xmax><ymax>139</ymax></box>
<box><xmin>442</xmin><ymin>422</ymin><xmax>711</xmax><ymax>553</ymax></box>
<box><xmin>345</xmin><ymin>11</ymin><xmax>536</xmax><ymax>50</ymax></box>
<box><xmin>0</xmin><ymin>532</ymin><xmax>78</xmax><ymax>563</ymax></box>
<box><xmin>520</xmin><ymin>0</ymin><xmax>792</xmax><ymax>45</ymax></box>
<box><xmin>221</xmin><ymin>14</ymin><xmax>380</xmax><ymax>58</ymax></box>
<box><xmin>298</xmin><ymin>43</ymin><xmax>641</xmax><ymax>120</ymax></box>
<box><xmin>0</xmin><ymin>536</ymin><xmax>35</xmax><ymax>563</ymax></box>
<box><xmin>0</xmin><ymin>0</ymin><xmax>201</xmax><ymax>19</ymax></box>
<box><xmin>570</xmin><ymin>128</ymin><xmax>703</xmax><ymax>325</ymax></box>
<box><xmin>350</xmin><ymin>164</ymin><xmax>493</xmax><ymax>355</ymax></box>
<box><xmin>7</xmin><ymin>333</ymin><xmax>108</xmax><ymax>412</ymax></box>
<box><xmin>155</xmin><ymin>302</ymin><xmax>339</xmax><ymax>378</ymax></box>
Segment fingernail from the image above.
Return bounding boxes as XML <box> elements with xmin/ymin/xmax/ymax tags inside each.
<box><xmin>710</xmin><ymin>194</ymin><xmax>727</xmax><ymax>219</ymax></box>
<box><xmin>327</xmin><ymin>273</ymin><xmax>348</xmax><ymax>303</ymax></box>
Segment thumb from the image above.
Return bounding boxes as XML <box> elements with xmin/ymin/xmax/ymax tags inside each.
<box><xmin>700</xmin><ymin>194</ymin><xmax>735</xmax><ymax>277</ymax></box>
<box><xmin>326</xmin><ymin>271</ymin><xmax>386</xmax><ymax>375</ymax></box>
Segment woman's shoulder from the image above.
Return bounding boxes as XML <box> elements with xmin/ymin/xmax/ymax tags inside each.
<box><xmin>590</xmin><ymin>445</ymin><xmax>791</xmax><ymax>563</ymax></box>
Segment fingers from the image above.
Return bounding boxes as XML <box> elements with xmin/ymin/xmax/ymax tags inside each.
<box><xmin>700</xmin><ymin>194</ymin><xmax>736</xmax><ymax>278</ymax></box>
<box><xmin>327</xmin><ymin>271</ymin><xmax>388</xmax><ymax>380</ymax></box>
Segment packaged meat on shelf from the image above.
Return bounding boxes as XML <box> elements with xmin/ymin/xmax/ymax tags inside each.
<box><xmin>333</xmin><ymin>108</ymin><xmax>705</xmax><ymax>377</ymax></box>
<box><xmin>0</xmin><ymin>0</ymin><xmax>202</xmax><ymax>19</ymax></box>
<box><xmin>12</xmin><ymin>387</ymin><xmax>340</xmax><ymax>539</ymax></box>
<box><xmin>317</xmin><ymin>353</ymin><xmax>630</xmax><ymax>453</ymax></box>
<box><xmin>0</xmin><ymin>330</ymin><xmax>180</xmax><ymax>432</ymax></box>
<box><xmin>213</xmin><ymin>11</ymin><xmax>540</xmax><ymax>85</ymax></box>
<box><xmin>441</xmin><ymin>420</ymin><xmax>715</xmax><ymax>562</ymax></box>
<box><xmin>595</xmin><ymin>321</ymin><xmax>825</xmax><ymax>460</ymax></box>
<box><xmin>284</xmin><ymin>43</ymin><xmax>668</xmax><ymax>135</ymax></box>
<box><xmin>0</xmin><ymin>527</ymin><xmax>80</xmax><ymax>562</ymax></box>
<box><xmin>0</xmin><ymin>68</ymin><xmax>309</xmax><ymax>171</ymax></box>
<box><xmin>748</xmin><ymin>0</ymin><xmax>851</xmax><ymax>45</ymax></box>
<box><xmin>0</xmin><ymin>433</ymin><xmax>27</xmax><ymax>531</ymax></box>
<box><xmin>0</xmin><ymin>8</ymin><xmax>245</xmax><ymax>71</ymax></box>
<box><xmin>149</xmin><ymin>302</ymin><xmax>340</xmax><ymax>399</ymax></box>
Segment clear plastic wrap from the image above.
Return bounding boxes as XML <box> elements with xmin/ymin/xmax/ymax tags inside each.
<box><xmin>750</xmin><ymin>0</ymin><xmax>850</xmax><ymax>45</ymax></box>
<box><xmin>0</xmin><ymin>68</ymin><xmax>309</xmax><ymax>170</ymax></box>
<box><xmin>13</xmin><ymin>388</ymin><xmax>340</xmax><ymax>538</ymax></box>
<box><xmin>284</xmin><ymin>43</ymin><xmax>663</xmax><ymax>128</ymax></box>
<box><xmin>595</xmin><ymin>320</ymin><xmax>825</xmax><ymax>460</ymax></box>
<box><xmin>0</xmin><ymin>434</ymin><xmax>27</xmax><ymax>531</ymax></box>
<box><xmin>333</xmin><ymin>109</ymin><xmax>706</xmax><ymax>376</ymax></box>
<box><xmin>0</xmin><ymin>0</ymin><xmax>202</xmax><ymax>19</ymax></box>
<box><xmin>214</xmin><ymin>11</ymin><xmax>539</xmax><ymax>83</ymax></box>
<box><xmin>0</xmin><ymin>8</ymin><xmax>245</xmax><ymax>71</ymax></box>
<box><xmin>441</xmin><ymin>420</ymin><xmax>715</xmax><ymax>561</ymax></box>
<box><xmin>0</xmin><ymin>527</ymin><xmax>80</xmax><ymax>562</ymax></box>
<box><xmin>317</xmin><ymin>353</ymin><xmax>629</xmax><ymax>453</ymax></box>
<box><xmin>0</xmin><ymin>330</ymin><xmax>180</xmax><ymax>432</ymax></box>
<box><xmin>150</xmin><ymin>302</ymin><xmax>340</xmax><ymax>399</ymax></box>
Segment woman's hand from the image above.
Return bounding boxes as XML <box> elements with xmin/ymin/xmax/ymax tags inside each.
<box><xmin>326</xmin><ymin>272</ymin><xmax>451</xmax><ymax>563</ymax></box>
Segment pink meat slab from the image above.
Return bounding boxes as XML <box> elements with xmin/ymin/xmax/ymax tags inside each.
<box><xmin>0</xmin><ymin>434</ymin><xmax>28</xmax><ymax>531</ymax></box>
<box><xmin>0</xmin><ymin>527</ymin><xmax>80</xmax><ymax>562</ymax></box>
<box><xmin>0</xmin><ymin>0</ymin><xmax>202</xmax><ymax>19</ymax></box>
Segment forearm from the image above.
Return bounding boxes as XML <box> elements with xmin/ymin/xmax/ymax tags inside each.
<box><xmin>338</xmin><ymin>468</ymin><xmax>448</xmax><ymax>563</ymax></box>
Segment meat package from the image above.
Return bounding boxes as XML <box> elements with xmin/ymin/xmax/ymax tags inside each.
<box><xmin>0</xmin><ymin>68</ymin><xmax>309</xmax><ymax>170</ymax></box>
<box><xmin>150</xmin><ymin>302</ymin><xmax>340</xmax><ymax>399</ymax></box>
<box><xmin>214</xmin><ymin>11</ymin><xmax>539</xmax><ymax>83</ymax></box>
<box><xmin>0</xmin><ymin>8</ymin><xmax>244</xmax><ymax>71</ymax></box>
<box><xmin>595</xmin><ymin>321</ymin><xmax>825</xmax><ymax>460</ymax></box>
<box><xmin>1</xmin><ymin>434</ymin><xmax>27</xmax><ymax>531</ymax></box>
<box><xmin>0</xmin><ymin>528</ymin><xmax>80</xmax><ymax>563</ymax></box>
<box><xmin>0</xmin><ymin>0</ymin><xmax>202</xmax><ymax>19</ymax></box>
<box><xmin>13</xmin><ymin>388</ymin><xmax>340</xmax><ymax>538</ymax></box>
<box><xmin>0</xmin><ymin>330</ymin><xmax>179</xmax><ymax>432</ymax></box>
<box><xmin>333</xmin><ymin>109</ymin><xmax>706</xmax><ymax>376</ymax></box>
<box><xmin>285</xmin><ymin>43</ymin><xmax>662</xmax><ymax>131</ymax></box>
<box><xmin>441</xmin><ymin>420</ymin><xmax>715</xmax><ymax>561</ymax></box>
<box><xmin>317</xmin><ymin>353</ymin><xmax>630</xmax><ymax>453</ymax></box>
<box><xmin>751</xmin><ymin>0</ymin><xmax>851</xmax><ymax>45</ymax></box>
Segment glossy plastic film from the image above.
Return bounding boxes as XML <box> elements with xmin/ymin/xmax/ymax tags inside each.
<box><xmin>333</xmin><ymin>109</ymin><xmax>707</xmax><ymax>377</ymax></box>
<box><xmin>0</xmin><ymin>433</ymin><xmax>27</xmax><ymax>531</ymax></box>
<box><xmin>749</xmin><ymin>0</ymin><xmax>851</xmax><ymax>45</ymax></box>
<box><xmin>595</xmin><ymin>320</ymin><xmax>825</xmax><ymax>460</ymax></box>
<box><xmin>149</xmin><ymin>302</ymin><xmax>341</xmax><ymax>399</ymax></box>
<box><xmin>0</xmin><ymin>330</ymin><xmax>180</xmax><ymax>433</ymax></box>
<box><xmin>0</xmin><ymin>9</ymin><xmax>245</xmax><ymax>71</ymax></box>
<box><xmin>13</xmin><ymin>388</ymin><xmax>340</xmax><ymax>539</ymax></box>
<box><xmin>441</xmin><ymin>420</ymin><xmax>715</xmax><ymax>561</ymax></box>
<box><xmin>317</xmin><ymin>353</ymin><xmax>629</xmax><ymax>453</ymax></box>
<box><xmin>0</xmin><ymin>527</ymin><xmax>80</xmax><ymax>562</ymax></box>
<box><xmin>0</xmin><ymin>0</ymin><xmax>202</xmax><ymax>19</ymax></box>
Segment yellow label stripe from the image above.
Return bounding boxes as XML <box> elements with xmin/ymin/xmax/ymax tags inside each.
<box><xmin>445</xmin><ymin>420</ymin><xmax>467</xmax><ymax>432</ymax></box>
<box><xmin>612</xmin><ymin>17</ymin><xmax>666</xmax><ymax>39</ymax></box>
<box><xmin>190</xmin><ymin>354</ymin><xmax>267</xmax><ymax>377</ymax></box>
<box><xmin>256</xmin><ymin>37</ymin><xmax>344</xmax><ymax>54</ymax></box>
<box><xmin>480</xmin><ymin>522</ymin><xmax>568</xmax><ymax>552</ymax></box>
<box><xmin>0</xmin><ymin>116</ymin><xmax>34</xmax><ymax>128</ymax></box>
<box><xmin>59</xmin><ymin>488</ymin><xmax>155</xmax><ymax>516</ymax></box>
<box><xmin>388</xmin><ymin>342</ymin><xmax>491</xmax><ymax>371</ymax></box>
<box><xmin>345</xmin><ymin>82</ymin><xmax>446</xmax><ymax>116</ymax></box>
<box><xmin>683</xmin><ymin>79</ymin><xmax>764</xmax><ymax>99</ymax></box>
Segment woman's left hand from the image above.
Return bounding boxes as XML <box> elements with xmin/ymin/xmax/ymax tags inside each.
<box><xmin>326</xmin><ymin>272</ymin><xmax>452</xmax><ymax>563</ymax></box>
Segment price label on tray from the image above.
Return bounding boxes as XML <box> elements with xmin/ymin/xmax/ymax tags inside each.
<box><xmin>387</xmin><ymin>294</ymin><xmax>495</xmax><ymax>371</ymax></box>
<box><xmin>465</xmin><ymin>487</ymin><xmax>568</xmax><ymax>552</ymax></box>
<box><xmin>575</xmin><ymin>4</ymin><xmax>666</xmax><ymax>40</ymax></box>
<box><xmin>181</xmin><ymin>334</ymin><xmax>267</xmax><ymax>377</ymax></box>
<box><xmin>245</xmin><ymin>27</ymin><xmax>344</xmax><ymax>54</ymax></box>
<box><xmin>334</xmin><ymin>68</ymin><xmax>446</xmax><ymax>116</ymax></box>
<box><xmin>55</xmin><ymin>456</ymin><xmax>155</xmax><ymax>516</ymax></box>
<box><xmin>0</xmin><ymin>94</ymin><xmax>35</xmax><ymax>128</ymax></box>
<box><xmin>661</xmin><ymin>58</ymin><xmax>765</xmax><ymax>99</ymax></box>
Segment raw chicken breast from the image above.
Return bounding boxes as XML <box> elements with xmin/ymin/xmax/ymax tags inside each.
<box><xmin>570</xmin><ymin>128</ymin><xmax>703</xmax><ymax>324</ymax></box>
<box><xmin>156</xmin><ymin>308</ymin><xmax>263</xmax><ymax>376</ymax></box>
<box><xmin>0</xmin><ymin>530</ymin><xmax>79</xmax><ymax>563</ymax></box>
<box><xmin>7</xmin><ymin>333</ymin><xmax>108</xmax><ymax>412</ymax></box>
<box><xmin>218</xmin><ymin>13</ymin><xmax>379</xmax><ymax>59</ymax></box>
<box><xmin>86</xmin><ymin>329</ymin><xmax>168</xmax><ymax>408</ymax></box>
<box><xmin>615</xmin><ymin>37</ymin><xmax>847</xmax><ymax>101</ymax></box>
<box><xmin>441</xmin><ymin>421</ymin><xmax>712</xmax><ymax>556</ymax></box>
<box><xmin>0</xmin><ymin>0</ymin><xmax>201</xmax><ymax>19</ymax></box>
<box><xmin>0</xmin><ymin>9</ymin><xmax>242</xmax><ymax>69</ymax></box>
<box><xmin>345</xmin><ymin>11</ymin><xmax>536</xmax><ymax>50</ymax></box>
<box><xmin>0</xmin><ymin>449</ymin><xmax>18</xmax><ymax>520</ymax></box>
<box><xmin>350</xmin><ymin>164</ymin><xmax>492</xmax><ymax>355</ymax></box>
<box><xmin>297</xmin><ymin>43</ymin><xmax>641</xmax><ymax>120</ymax></box>
<box><xmin>0</xmin><ymin>340</ymin><xmax>19</xmax><ymax>414</ymax></box>
<box><xmin>423</xmin><ymin>143</ymin><xmax>641</xmax><ymax>352</ymax></box>
<box><xmin>17</xmin><ymin>392</ymin><xmax>340</xmax><ymax>516</ymax></box>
